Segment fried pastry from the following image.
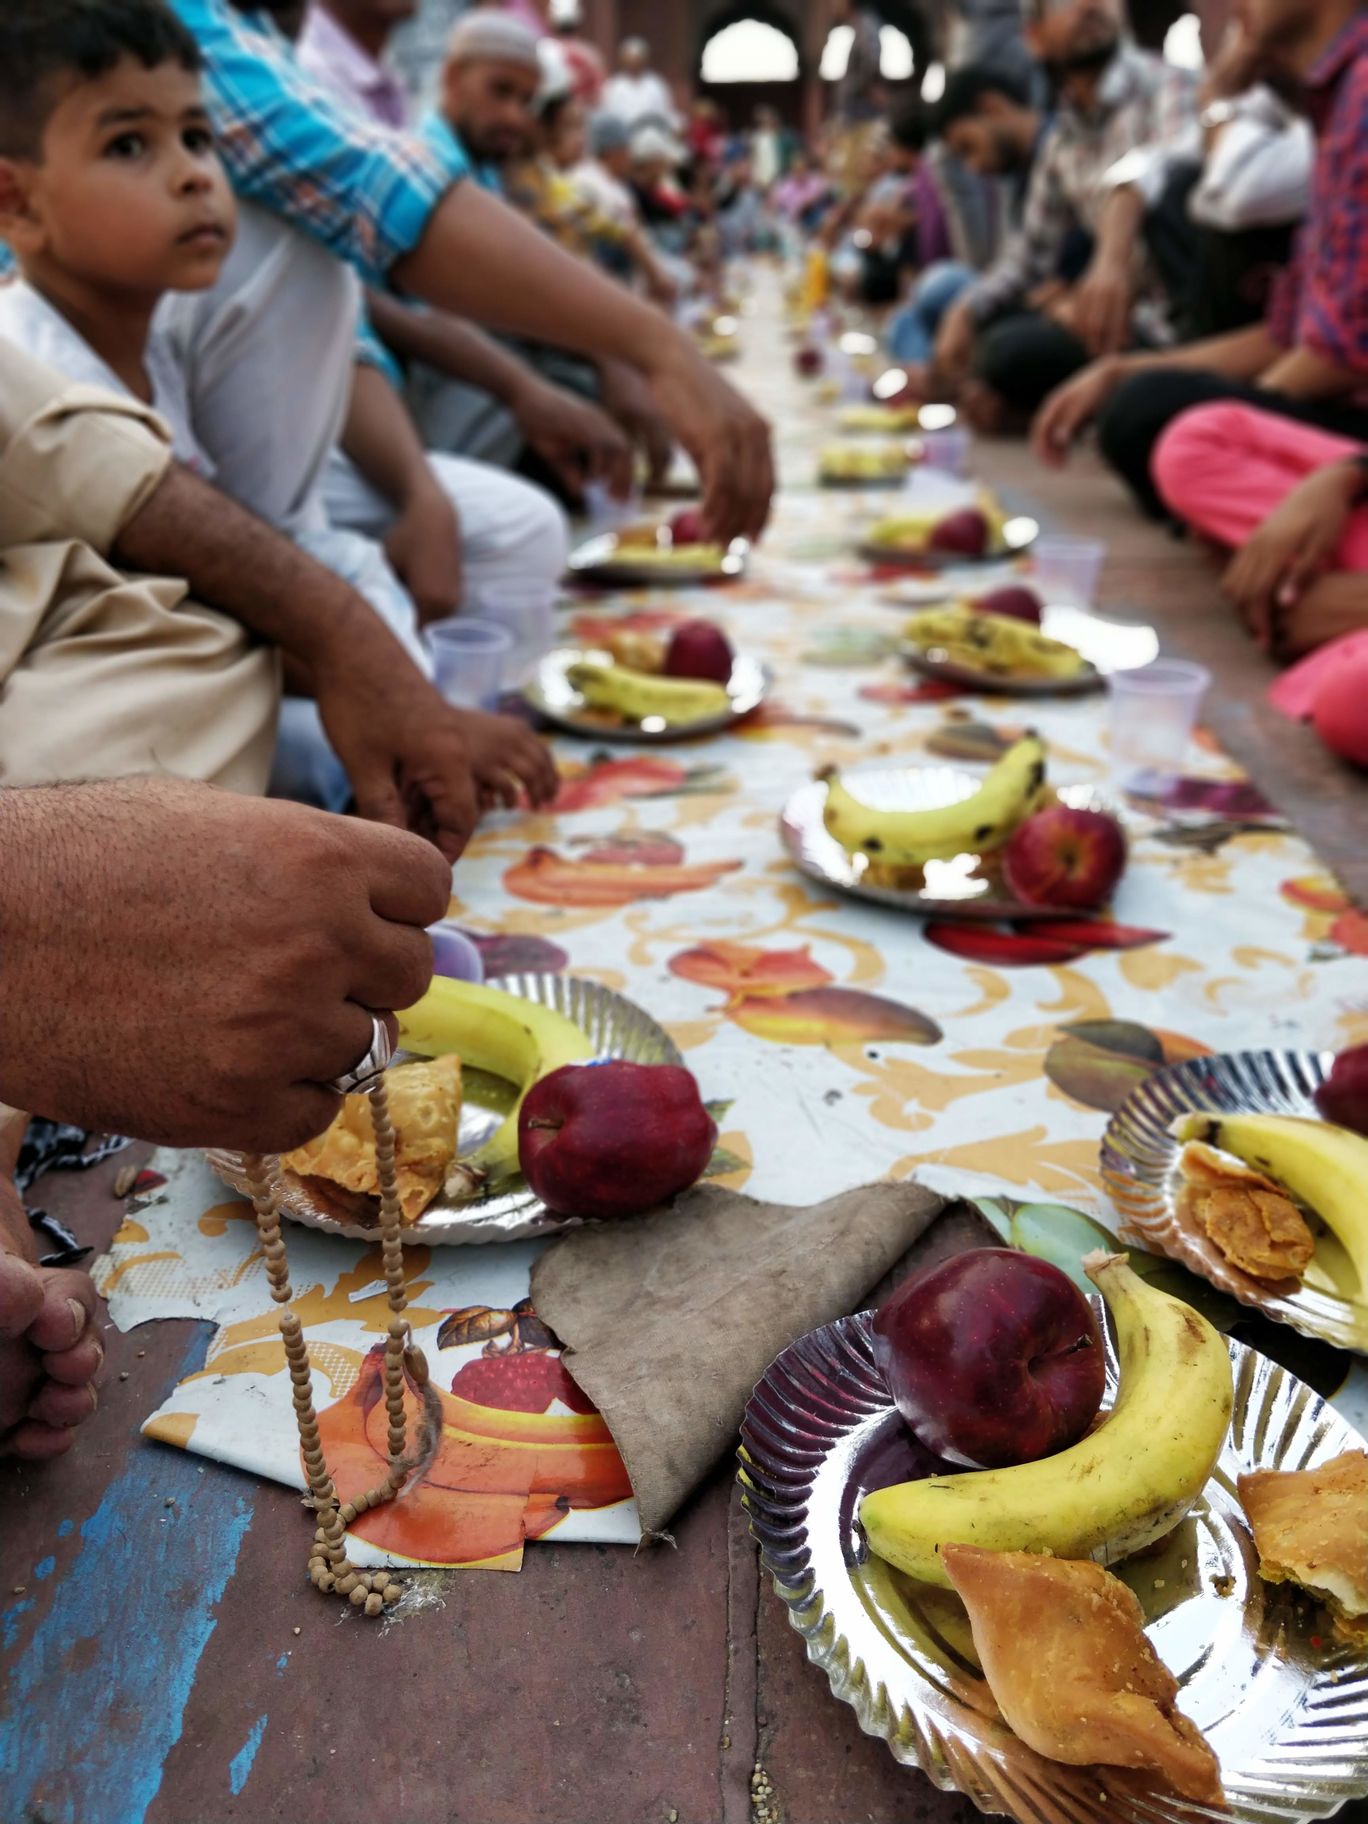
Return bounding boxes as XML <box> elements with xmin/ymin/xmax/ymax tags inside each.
<box><xmin>282</xmin><ymin>1054</ymin><xmax>463</xmax><ymax>1223</ymax></box>
<box><xmin>941</xmin><ymin>1545</ymin><xmax>1224</xmax><ymax>1806</ymax></box>
<box><xmin>1238</xmin><ymin>1450</ymin><xmax>1368</xmax><ymax>1645</ymax></box>
<box><xmin>1176</xmin><ymin>1140</ymin><xmax>1315</xmax><ymax>1281</ymax></box>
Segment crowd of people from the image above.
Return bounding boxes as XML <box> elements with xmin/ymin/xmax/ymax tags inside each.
<box><xmin>0</xmin><ymin>0</ymin><xmax>1363</xmax><ymax>1461</ymax></box>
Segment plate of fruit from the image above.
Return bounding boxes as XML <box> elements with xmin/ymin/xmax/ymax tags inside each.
<box><xmin>740</xmin><ymin>1245</ymin><xmax>1368</xmax><ymax>1824</ymax></box>
<box><xmin>781</xmin><ymin>736</ymin><xmax>1129</xmax><ymax>919</ymax></box>
<box><xmin>817</xmin><ymin>440</ymin><xmax>914</xmax><ymax>487</ymax></box>
<box><xmin>566</xmin><ymin>512</ymin><xmax>746</xmax><ymax>588</ymax></box>
<box><xmin>860</xmin><ymin>501</ymin><xmax>1039</xmax><ymax>567</ymax></box>
<box><xmin>901</xmin><ymin>602</ymin><xmax>1102</xmax><ymax>697</ymax></box>
<box><xmin>207</xmin><ymin>974</ymin><xmax>698</xmax><ymax>1245</ymax></box>
<box><xmin>837</xmin><ymin>403</ymin><xmax>925</xmax><ymax>435</ymax></box>
<box><xmin>1101</xmin><ymin>1046</ymin><xmax>1368</xmax><ymax>1355</ymax></box>
<box><xmin>524</xmin><ymin>621</ymin><xmax>769</xmax><ymax>741</ymax></box>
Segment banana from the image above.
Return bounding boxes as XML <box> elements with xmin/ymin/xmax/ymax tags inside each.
<box><xmin>822</xmin><ymin>733</ymin><xmax>1047</xmax><ymax>867</ymax></box>
<box><xmin>905</xmin><ymin>605</ymin><xmax>1086</xmax><ymax>680</ymax></box>
<box><xmin>1170</xmin><ymin>1112</ymin><xmax>1368</xmax><ymax>1298</ymax></box>
<box><xmin>859</xmin><ymin>1252</ymin><xmax>1233</xmax><ymax>1588</ymax></box>
<box><xmin>398</xmin><ymin>977</ymin><xmax>593</xmax><ymax>1199</ymax></box>
<box><xmin>567</xmin><ymin>660</ymin><xmax>731</xmax><ymax>726</ymax></box>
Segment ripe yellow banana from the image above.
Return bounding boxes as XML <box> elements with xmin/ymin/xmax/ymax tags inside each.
<box><xmin>823</xmin><ymin>733</ymin><xmax>1047</xmax><ymax>868</ymax></box>
<box><xmin>398</xmin><ymin>978</ymin><xmax>593</xmax><ymax>1198</ymax></box>
<box><xmin>567</xmin><ymin>660</ymin><xmax>731</xmax><ymax>725</ymax></box>
<box><xmin>859</xmin><ymin>1252</ymin><xmax>1233</xmax><ymax>1588</ymax></box>
<box><xmin>905</xmin><ymin>606</ymin><xmax>1086</xmax><ymax>680</ymax></box>
<box><xmin>1171</xmin><ymin>1111</ymin><xmax>1368</xmax><ymax>1298</ymax></box>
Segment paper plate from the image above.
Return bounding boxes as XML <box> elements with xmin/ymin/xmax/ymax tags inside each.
<box><xmin>206</xmin><ymin>974</ymin><xmax>681</xmax><ymax>1246</ymax></box>
<box><xmin>780</xmin><ymin>772</ymin><xmax>1110</xmax><ymax>920</ymax></box>
<box><xmin>566</xmin><ymin>532</ymin><xmax>746</xmax><ymax>589</ymax></box>
<box><xmin>1101</xmin><ymin>1048</ymin><xmax>1368</xmax><ymax>1355</ymax></box>
<box><xmin>525</xmin><ymin>645</ymin><xmax>770</xmax><ymax>743</ymax></box>
<box><xmin>859</xmin><ymin>515</ymin><xmax>1039</xmax><ymax>570</ymax></box>
<box><xmin>740</xmin><ymin>1307</ymin><xmax>1368</xmax><ymax>1824</ymax></box>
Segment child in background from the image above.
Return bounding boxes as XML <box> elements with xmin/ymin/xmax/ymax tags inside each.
<box><xmin>0</xmin><ymin>0</ymin><xmax>558</xmax><ymax>811</ymax></box>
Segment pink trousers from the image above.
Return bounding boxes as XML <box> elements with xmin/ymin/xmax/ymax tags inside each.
<box><xmin>1152</xmin><ymin>403</ymin><xmax>1368</xmax><ymax>571</ymax></box>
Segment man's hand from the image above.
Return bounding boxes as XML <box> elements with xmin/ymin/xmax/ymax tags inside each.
<box><xmin>0</xmin><ymin>778</ymin><xmax>451</xmax><ymax>1152</ymax></box>
<box><xmin>1030</xmin><ymin>355</ymin><xmax>1127</xmax><ymax>466</ymax></box>
<box><xmin>639</xmin><ymin>346</ymin><xmax>773</xmax><ymax>543</ymax></box>
<box><xmin>932</xmin><ymin>299</ymin><xmax>977</xmax><ymax>389</ymax></box>
<box><xmin>513</xmin><ymin>378</ymin><xmax>633</xmax><ymax>502</ymax></box>
<box><xmin>1223</xmin><ymin>459</ymin><xmax>1361</xmax><ymax>652</ymax></box>
<box><xmin>460</xmin><ymin>709</ymin><xmax>558</xmax><ymax>810</ymax></box>
<box><xmin>1071</xmin><ymin>256</ymin><xmax>1134</xmax><ymax>358</ymax></box>
<box><xmin>382</xmin><ymin>482</ymin><xmax>463</xmax><ymax>625</ymax></box>
<box><xmin>598</xmin><ymin>358</ymin><xmax>676</xmax><ymax>491</ymax></box>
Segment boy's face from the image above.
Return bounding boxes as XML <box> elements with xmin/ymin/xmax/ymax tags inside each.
<box><xmin>0</xmin><ymin>57</ymin><xmax>235</xmax><ymax>298</ymax></box>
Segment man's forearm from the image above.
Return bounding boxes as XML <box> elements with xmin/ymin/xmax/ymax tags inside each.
<box><xmin>366</xmin><ymin>291</ymin><xmax>538</xmax><ymax>407</ymax></box>
<box><xmin>393</xmin><ymin>184</ymin><xmax>673</xmax><ymax>377</ymax></box>
<box><xmin>1258</xmin><ymin>345</ymin><xmax>1362</xmax><ymax>401</ymax></box>
<box><xmin>112</xmin><ymin>461</ymin><xmax>425</xmax><ymax>686</ymax></box>
<box><xmin>1122</xmin><ymin>322</ymin><xmax>1281</xmax><ymax>381</ymax></box>
<box><xmin>1093</xmin><ymin>185</ymin><xmax>1146</xmax><ymax>271</ymax></box>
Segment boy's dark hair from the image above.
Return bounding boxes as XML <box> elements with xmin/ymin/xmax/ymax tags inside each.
<box><xmin>887</xmin><ymin>98</ymin><xmax>930</xmax><ymax>155</ymax></box>
<box><xmin>0</xmin><ymin>0</ymin><xmax>202</xmax><ymax>159</ymax></box>
<box><xmin>934</xmin><ymin>63</ymin><xmax>1032</xmax><ymax>134</ymax></box>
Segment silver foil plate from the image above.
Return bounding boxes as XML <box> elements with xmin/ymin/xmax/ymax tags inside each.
<box><xmin>206</xmin><ymin>973</ymin><xmax>681</xmax><ymax>1246</ymax></box>
<box><xmin>524</xmin><ymin>645</ymin><xmax>771</xmax><ymax>743</ymax></box>
<box><xmin>740</xmin><ymin>1307</ymin><xmax>1368</xmax><ymax>1824</ymax></box>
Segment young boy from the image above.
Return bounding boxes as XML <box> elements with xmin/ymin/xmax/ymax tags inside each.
<box><xmin>0</xmin><ymin>0</ymin><xmax>558</xmax><ymax>812</ymax></box>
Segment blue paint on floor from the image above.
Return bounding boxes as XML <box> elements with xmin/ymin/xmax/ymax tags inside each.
<box><xmin>34</xmin><ymin>1555</ymin><xmax>56</xmax><ymax>1580</ymax></box>
<box><xmin>0</xmin><ymin>1325</ymin><xmax>255</xmax><ymax>1824</ymax></box>
<box><xmin>276</xmin><ymin>1652</ymin><xmax>290</xmax><ymax>1672</ymax></box>
<box><xmin>57</xmin><ymin>1517</ymin><xmax>75</xmax><ymax>1537</ymax></box>
<box><xmin>2</xmin><ymin>1597</ymin><xmax>34</xmax><ymax>1651</ymax></box>
<box><xmin>228</xmin><ymin>1715</ymin><xmax>268</xmax><ymax>1796</ymax></box>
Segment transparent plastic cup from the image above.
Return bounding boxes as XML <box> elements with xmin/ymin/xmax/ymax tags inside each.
<box><xmin>427</xmin><ymin>921</ymin><xmax>485</xmax><ymax>985</ymax></box>
<box><xmin>920</xmin><ymin>425</ymin><xmax>972</xmax><ymax>477</ymax></box>
<box><xmin>582</xmin><ymin>480</ymin><xmax>641</xmax><ymax>532</ymax></box>
<box><xmin>1108</xmin><ymin>659</ymin><xmax>1211</xmax><ymax>784</ymax></box>
<box><xmin>1031</xmin><ymin>535</ymin><xmax>1108</xmax><ymax>607</ymax></box>
<box><xmin>425</xmin><ymin>618</ymin><xmax>513</xmax><ymax>710</ymax></box>
<box><xmin>466</xmin><ymin>582</ymin><xmax>557</xmax><ymax>687</ymax></box>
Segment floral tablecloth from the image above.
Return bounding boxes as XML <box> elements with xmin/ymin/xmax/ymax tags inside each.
<box><xmin>98</xmin><ymin>270</ymin><xmax>1368</xmax><ymax>1571</ymax></box>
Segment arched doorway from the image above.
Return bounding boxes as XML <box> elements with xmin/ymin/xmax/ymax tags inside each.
<box><xmin>819</xmin><ymin>2</ymin><xmax>938</xmax><ymax>95</ymax></box>
<box><xmin>698</xmin><ymin>8</ymin><xmax>805</xmax><ymax>129</ymax></box>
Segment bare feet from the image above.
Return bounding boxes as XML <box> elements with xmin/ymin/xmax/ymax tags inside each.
<box><xmin>1269</xmin><ymin>573</ymin><xmax>1368</xmax><ymax>662</ymax></box>
<box><xmin>0</xmin><ymin>1178</ymin><xmax>102</xmax><ymax>1461</ymax></box>
<box><xmin>958</xmin><ymin>378</ymin><xmax>1009</xmax><ymax>436</ymax></box>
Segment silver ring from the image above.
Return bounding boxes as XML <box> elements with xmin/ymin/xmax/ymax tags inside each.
<box><xmin>328</xmin><ymin>1015</ymin><xmax>394</xmax><ymax>1096</ymax></box>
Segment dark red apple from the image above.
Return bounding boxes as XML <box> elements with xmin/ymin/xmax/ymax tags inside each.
<box><xmin>1315</xmin><ymin>1044</ymin><xmax>1368</xmax><ymax>1136</ymax></box>
<box><xmin>872</xmin><ymin>1248</ymin><xmax>1105</xmax><ymax>1469</ymax></box>
<box><xmin>669</xmin><ymin>507</ymin><xmax>707</xmax><ymax>546</ymax></box>
<box><xmin>794</xmin><ymin>344</ymin><xmax>824</xmax><ymax>378</ymax></box>
<box><xmin>663</xmin><ymin>619</ymin><xmax>734</xmax><ymax>685</ymax></box>
<box><xmin>928</xmin><ymin>507</ymin><xmax>989</xmax><ymax>558</ymax></box>
<box><xmin>971</xmin><ymin>584</ymin><xmax>1042</xmax><ymax>625</ymax></box>
<box><xmin>518</xmin><ymin>1061</ymin><xmax>716</xmax><ymax>1219</ymax></box>
<box><xmin>1003</xmin><ymin>805</ymin><xmax>1127</xmax><ymax>910</ymax></box>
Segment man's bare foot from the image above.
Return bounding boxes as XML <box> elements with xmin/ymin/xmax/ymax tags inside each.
<box><xmin>958</xmin><ymin>379</ymin><xmax>1009</xmax><ymax>436</ymax></box>
<box><xmin>1275</xmin><ymin>573</ymin><xmax>1368</xmax><ymax>661</ymax></box>
<box><xmin>1</xmin><ymin>1178</ymin><xmax>102</xmax><ymax>1460</ymax></box>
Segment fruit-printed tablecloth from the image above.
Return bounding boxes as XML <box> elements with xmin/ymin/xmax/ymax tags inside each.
<box><xmin>98</xmin><ymin>269</ymin><xmax>1368</xmax><ymax>1571</ymax></box>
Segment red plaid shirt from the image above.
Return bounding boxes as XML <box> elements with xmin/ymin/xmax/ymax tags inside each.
<box><xmin>1267</xmin><ymin>15</ymin><xmax>1368</xmax><ymax>375</ymax></box>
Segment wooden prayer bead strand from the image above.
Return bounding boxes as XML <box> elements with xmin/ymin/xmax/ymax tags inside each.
<box><xmin>367</xmin><ymin>1079</ymin><xmax>428</xmax><ymax>1483</ymax></box>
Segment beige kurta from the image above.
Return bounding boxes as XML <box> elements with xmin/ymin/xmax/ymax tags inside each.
<box><xmin>0</xmin><ymin>339</ymin><xmax>279</xmax><ymax>795</ymax></box>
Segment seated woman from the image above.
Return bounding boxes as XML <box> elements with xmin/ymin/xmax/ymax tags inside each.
<box><xmin>1153</xmin><ymin>402</ymin><xmax>1368</xmax><ymax>659</ymax></box>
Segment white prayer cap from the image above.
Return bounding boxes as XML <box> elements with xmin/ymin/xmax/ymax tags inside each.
<box><xmin>630</xmin><ymin>123</ymin><xmax>683</xmax><ymax>165</ymax></box>
<box><xmin>550</xmin><ymin>0</ymin><xmax>584</xmax><ymax>23</ymax></box>
<box><xmin>536</xmin><ymin>39</ymin><xmax>575</xmax><ymax>109</ymax></box>
<box><xmin>446</xmin><ymin>10</ymin><xmax>543</xmax><ymax>69</ymax></box>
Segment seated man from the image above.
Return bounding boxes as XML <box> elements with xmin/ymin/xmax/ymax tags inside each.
<box><xmin>1031</xmin><ymin>0</ymin><xmax>1368</xmax><ymax>522</ymax></box>
<box><xmin>933</xmin><ymin>0</ymin><xmax>1198</xmax><ymax>425</ymax></box>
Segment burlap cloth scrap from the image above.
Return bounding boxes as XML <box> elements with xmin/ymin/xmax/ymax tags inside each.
<box><xmin>532</xmin><ymin>1178</ymin><xmax>994</xmax><ymax>1540</ymax></box>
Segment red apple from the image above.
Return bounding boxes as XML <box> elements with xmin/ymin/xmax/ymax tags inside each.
<box><xmin>518</xmin><ymin>1061</ymin><xmax>716</xmax><ymax>1219</ymax></box>
<box><xmin>1315</xmin><ymin>1044</ymin><xmax>1368</xmax><ymax>1136</ymax></box>
<box><xmin>872</xmin><ymin>1248</ymin><xmax>1105</xmax><ymax>1469</ymax></box>
<box><xmin>1313</xmin><ymin>661</ymin><xmax>1368</xmax><ymax>768</ymax></box>
<box><xmin>928</xmin><ymin>507</ymin><xmax>989</xmax><ymax>558</ymax></box>
<box><xmin>1003</xmin><ymin>805</ymin><xmax>1127</xmax><ymax>910</ymax></box>
<box><xmin>794</xmin><ymin>345</ymin><xmax>824</xmax><ymax>378</ymax></box>
<box><xmin>971</xmin><ymin>584</ymin><xmax>1042</xmax><ymax>625</ymax></box>
<box><xmin>669</xmin><ymin>507</ymin><xmax>707</xmax><ymax>546</ymax></box>
<box><xmin>663</xmin><ymin>619</ymin><xmax>734</xmax><ymax>685</ymax></box>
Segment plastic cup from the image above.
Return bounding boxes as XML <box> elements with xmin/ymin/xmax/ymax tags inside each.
<box><xmin>1031</xmin><ymin>535</ymin><xmax>1108</xmax><ymax>607</ymax></box>
<box><xmin>582</xmin><ymin>479</ymin><xmax>641</xmax><ymax>531</ymax></box>
<box><xmin>1108</xmin><ymin>659</ymin><xmax>1211</xmax><ymax>784</ymax></box>
<box><xmin>466</xmin><ymin>582</ymin><xmax>557</xmax><ymax>687</ymax></box>
<box><xmin>427</xmin><ymin>921</ymin><xmax>485</xmax><ymax>985</ymax></box>
<box><xmin>425</xmin><ymin>618</ymin><xmax>513</xmax><ymax>710</ymax></box>
<box><xmin>920</xmin><ymin>425</ymin><xmax>972</xmax><ymax>477</ymax></box>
